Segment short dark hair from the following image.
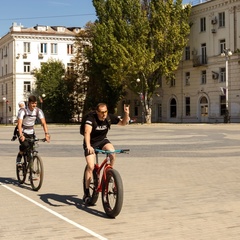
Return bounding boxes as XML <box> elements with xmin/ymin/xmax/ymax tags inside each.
<box><xmin>28</xmin><ymin>95</ymin><xmax>37</xmax><ymax>103</ymax></box>
<box><xmin>96</xmin><ymin>103</ymin><xmax>107</xmax><ymax>111</ymax></box>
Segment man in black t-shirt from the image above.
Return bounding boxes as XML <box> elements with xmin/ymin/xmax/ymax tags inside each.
<box><xmin>82</xmin><ymin>103</ymin><xmax>130</xmax><ymax>203</ymax></box>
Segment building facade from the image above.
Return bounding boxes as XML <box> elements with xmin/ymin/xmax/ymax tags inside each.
<box><xmin>120</xmin><ymin>0</ymin><xmax>240</xmax><ymax>123</ymax></box>
<box><xmin>0</xmin><ymin>23</ymin><xmax>81</xmax><ymax>124</ymax></box>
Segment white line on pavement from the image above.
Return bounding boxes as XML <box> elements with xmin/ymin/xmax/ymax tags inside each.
<box><xmin>0</xmin><ymin>182</ymin><xmax>108</xmax><ymax>240</ymax></box>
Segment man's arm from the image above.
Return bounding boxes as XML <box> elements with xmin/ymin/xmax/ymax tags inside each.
<box><xmin>17</xmin><ymin>118</ymin><xmax>24</xmax><ymax>142</ymax></box>
<box><xmin>118</xmin><ymin>104</ymin><xmax>130</xmax><ymax>126</ymax></box>
<box><xmin>40</xmin><ymin>118</ymin><xmax>50</xmax><ymax>142</ymax></box>
<box><xmin>84</xmin><ymin>124</ymin><xmax>95</xmax><ymax>154</ymax></box>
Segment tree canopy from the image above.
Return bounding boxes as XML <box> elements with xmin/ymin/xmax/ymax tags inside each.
<box><xmin>85</xmin><ymin>0</ymin><xmax>191</xmax><ymax>121</ymax></box>
<box><xmin>33</xmin><ymin>59</ymin><xmax>73</xmax><ymax>122</ymax></box>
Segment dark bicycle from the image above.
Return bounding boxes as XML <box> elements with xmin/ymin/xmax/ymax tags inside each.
<box><xmin>83</xmin><ymin>148</ymin><xmax>130</xmax><ymax>218</ymax></box>
<box><xmin>16</xmin><ymin>136</ymin><xmax>46</xmax><ymax>191</ymax></box>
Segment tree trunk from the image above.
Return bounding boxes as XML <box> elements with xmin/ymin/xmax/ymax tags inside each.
<box><xmin>145</xmin><ymin>106</ymin><xmax>152</xmax><ymax>124</ymax></box>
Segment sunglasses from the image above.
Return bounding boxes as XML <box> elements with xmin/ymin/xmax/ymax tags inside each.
<box><xmin>98</xmin><ymin>110</ymin><xmax>108</xmax><ymax>114</ymax></box>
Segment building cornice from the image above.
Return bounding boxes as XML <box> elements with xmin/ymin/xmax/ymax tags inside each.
<box><xmin>12</xmin><ymin>35</ymin><xmax>75</xmax><ymax>42</ymax></box>
<box><xmin>191</xmin><ymin>0</ymin><xmax>240</xmax><ymax>16</ymax></box>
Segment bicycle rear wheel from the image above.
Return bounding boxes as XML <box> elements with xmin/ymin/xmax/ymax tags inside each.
<box><xmin>83</xmin><ymin>165</ymin><xmax>99</xmax><ymax>205</ymax></box>
<box><xmin>102</xmin><ymin>168</ymin><xmax>123</xmax><ymax>218</ymax></box>
<box><xmin>30</xmin><ymin>155</ymin><xmax>44</xmax><ymax>191</ymax></box>
<box><xmin>16</xmin><ymin>156</ymin><xmax>27</xmax><ymax>184</ymax></box>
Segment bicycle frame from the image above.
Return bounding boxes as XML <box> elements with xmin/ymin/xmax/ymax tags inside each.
<box><xmin>94</xmin><ymin>153</ymin><xmax>113</xmax><ymax>193</ymax></box>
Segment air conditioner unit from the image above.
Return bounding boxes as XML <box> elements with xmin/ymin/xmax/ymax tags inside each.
<box><xmin>211</xmin><ymin>17</ymin><xmax>217</xmax><ymax>25</ymax></box>
<box><xmin>212</xmin><ymin>72</ymin><xmax>219</xmax><ymax>79</ymax></box>
<box><xmin>220</xmin><ymin>87</ymin><xmax>226</xmax><ymax>95</ymax></box>
<box><xmin>211</xmin><ymin>29</ymin><xmax>216</xmax><ymax>33</ymax></box>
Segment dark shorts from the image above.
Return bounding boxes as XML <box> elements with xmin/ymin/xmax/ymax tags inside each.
<box><xmin>83</xmin><ymin>138</ymin><xmax>111</xmax><ymax>157</ymax></box>
<box><xmin>19</xmin><ymin>133</ymin><xmax>35</xmax><ymax>152</ymax></box>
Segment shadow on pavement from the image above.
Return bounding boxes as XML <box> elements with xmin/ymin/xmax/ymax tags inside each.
<box><xmin>38</xmin><ymin>193</ymin><xmax>109</xmax><ymax>219</ymax></box>
<box><xmin>0</xmin><ymin>176</ymin><xmax>34</xmax><ymax>191</ymax></box>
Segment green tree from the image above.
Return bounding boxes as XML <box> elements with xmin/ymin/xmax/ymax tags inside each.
<box><xmin>88</xmin><ymin>0</ymin><xmax>191</xmax><ymax>122</ymax></box>
<box><xmin>34</xmin><ymin>59</ymin><xmax>72</xmax><ymax>123</ymax></box>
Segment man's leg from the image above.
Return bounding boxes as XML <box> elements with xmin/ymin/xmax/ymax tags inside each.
<box><xmin>102</xmin><ymin>143</ymin><xmax>116</xmax><ymax>166</ymax></box>
<box><xmin>83</xmin><ymin>153</ymin><xmax>95</xmax><ymax>202</ymax></box>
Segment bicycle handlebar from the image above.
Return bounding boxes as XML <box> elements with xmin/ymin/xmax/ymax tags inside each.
<box><xmin>95</xmin><ymin>149</ymin><xmax>130</xmax><ymax>154</ymax></box>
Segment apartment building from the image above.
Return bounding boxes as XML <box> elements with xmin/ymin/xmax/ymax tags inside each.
<box><xmin>0</xmin><ymin>22</ymin><xmax>81</xmax><ymax>124</ymax></box>
<box><xmin>119</xmin><ymin>0</ymin><xmax>240</xmax><ymax>123</ymax></box>
<box><xmin>163</xmin><ymin>0</ymin><xmax>240</xmax><ymax>123</ymax></box>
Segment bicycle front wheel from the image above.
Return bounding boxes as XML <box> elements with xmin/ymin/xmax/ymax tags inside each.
<box><xmin>102</xmin><ymin>168</ymin><xmax>123</xmax><ymax>218</ymax></box>
<box><xmin>30</xmin><ymin>155</ymin><xmax>44</xmax><ymax>191</ymax></box>
<box><xmin>16</xmin><ymin>156</ymin><xmax>27</xmax><ymax>184</ymax></box>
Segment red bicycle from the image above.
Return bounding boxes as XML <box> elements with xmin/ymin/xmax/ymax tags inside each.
<box><xmin>83</xmin><ymin>148</ymin><xmax>130</xmax><ymax>218</ymax></box>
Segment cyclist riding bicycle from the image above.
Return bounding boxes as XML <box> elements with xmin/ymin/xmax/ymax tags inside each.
<box><xmin>16</xmin><ymin>95</ymin><xmax>50</xmax><ymax>166</ymax></box>
<box><xmin>82</xmin><ymin>103</ymin><xmax>130</xmax><ymax>203</ymax></box>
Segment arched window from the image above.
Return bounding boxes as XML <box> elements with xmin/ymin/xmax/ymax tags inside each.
<box><xmin>200</xmin><ymin>96</ymin><xmax>208</xmax><ymax>104</ymax></box>
<box><xmin>170</xmin><ymin>98</ymin><xmax>177</xmax><ymax>118</ymax></box>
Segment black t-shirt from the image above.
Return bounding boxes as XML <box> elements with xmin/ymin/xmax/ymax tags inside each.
<box><xmin>85</xmin><ymin>113</ymin><xmax>120</xmax><ymax>143</ymax></box>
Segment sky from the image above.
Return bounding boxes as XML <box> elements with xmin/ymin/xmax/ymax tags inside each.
<box><xmin>0</xmin><ymin>0</ymin><xmax>192</xmax><ymax>37</ymax></box>
<box><xmin>0</xmin><ymin>0</ymin><xmax>97</xmax><ymax>37</ymax></box>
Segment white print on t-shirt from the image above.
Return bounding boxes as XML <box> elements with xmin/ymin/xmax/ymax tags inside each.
<box><xmin>96</xmin><ymin>125</ymin><xmax>108</xmax><ymax>131</ymax></box>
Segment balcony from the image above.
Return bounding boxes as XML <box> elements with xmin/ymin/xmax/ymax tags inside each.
<box><xmin>193</xmin><ymin>55</ymin><xmax>208</xmax><ymax>67</ymax></box>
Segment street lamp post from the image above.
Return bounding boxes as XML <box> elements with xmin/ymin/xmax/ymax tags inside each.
<box><xmin>137</xmin><ymin>78</ymin><xmax>144</xmax><ymax>124</ymax></box>
<box><xmin>221</xmin><ymin>49</ymin><xmax>232</xmax><ymax>123</ymax></box>
<box><xmin>41</xmin><ymin>93</ymin><xmax>46</xmax><ymax>110</ymax></box>
<box><xmin>2</xmin><ymin>97</ymin><xmax>7</xmax><ymax>125</ymax></box>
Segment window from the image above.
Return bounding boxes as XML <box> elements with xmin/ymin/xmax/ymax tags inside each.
<box><xmin>220</xmin><ymin>39</ymin><xmax>226</xmax><ymax>54</ymax></box>
<box><xmin>23</xmin><ymin>42</ymin><xmax>31</xmax><ymax>53</ymax></box>
<box><xmin>170</xmin><ymin>98</ymin><xmax>177</xmax><ymax>118</ymax></box>
<box><xmin>67</xmin><ymin>63</ymin><xmax>74</xmax><ymax>74</ymax></box>
<box><xmin>201</xmin><ymin>70</ymin><xmax>206</xmax><ymax>84</ymax></box>
<box><xmin>200</xmin><ymin>17</ymin><xmax>206</xmax><ymax>32</ymax></box>
<box><xmin>185</xmin><ymin>46</ymin><xmax>190</xmax><ymax>60</ymax></box>
<box><xmin>40</xmin><ymin>43</ymin><xmax>47</xmax><ymax>54</ymax></box>
<box><xmin>134</xmin><ymin>106</ymin><xmax>138</xmax><ymax>116</ymax></box>
<box><xmin>24</xmin><ymin>81</ymin><xmax>31</xmax><ymax>92</ymax></box>
<box><xmin>170</xmin><ymin>78</ymin><xmax>175</xmax><ymax>87</ymax></box>
<box><xmin>5</xmin><ymin>83</ymin><xmax>7</xmax><ymax>95</ymax></box>
<box><xmin>201</xmin><ymin>43</ymin><xmax>207</xmax><ymax>64</ymax></box>
<box><xmin>157</xmin><ymin>103</ymin><xmax>162</xmax><ymax>119</ymax></box>
<box><xmin>5</xmin><ymin>64</ymin><xmax>7</xmax><ymax>75</ymax></box>
<box><xmin>51</xmin><ymin>43</ymin><xmax>58</xmax><ymax>54</ymax></box>
<box><xmin>219</xmin><ymin>12</ymin><xmax>225</xmax><ymax>27</ymax></box>
<box><xmin>220</xmin><ymin>67</ymin><xmax>226</xmax><ymax>82</ymax></box>
<box><xmin>67</xmin><ymin>44</ymin><xmax>73</xmax><ymax>54</ymax></box>
<box><xmin>23</xmin><ymin>62</ymin><xmax>31</xmax><ymax>73</ymax></box>
<box><xmin>185</xmin><ymin>72</ymin><xmax>190</xmax><ymax>86</ymax></box>
<box><xmin>220</xmin><ymin>95</ymin><xmax>226</xmax><ymax>116</ymax></box>
<box><xmin>185</xmin><ymin>97</ymin><xmax>190</xmax><ymax>116</ymax></box>
<box><xmin>4</xmin><ymin>46</ymin><xmax>8</xmax><ymax>57</ymax></box>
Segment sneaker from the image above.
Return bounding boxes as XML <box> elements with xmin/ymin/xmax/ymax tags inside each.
<box><xmin>11</xmin><ymin>136</ymin><xmax>17</xmax><ymax>141</ymax></box>
<box><xmin>83</xmin><ymin>194</ymin><xmax>91</xmax><ymax>204</ymax></box>
<box><xmin>16</xmin><ymin>156</ymin><xmax>22</xmax><ymax>166</ymax></box>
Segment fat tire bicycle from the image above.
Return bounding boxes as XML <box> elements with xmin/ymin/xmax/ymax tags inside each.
<box><xmin>16</xmin><ymin>137</ymin><xmax>46</xmax><ymax>191</ymax></box>
<box><xmin>83</xmin><ymin>148</ymin><xmax>130</xmax><ymax>218</ymax></box>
